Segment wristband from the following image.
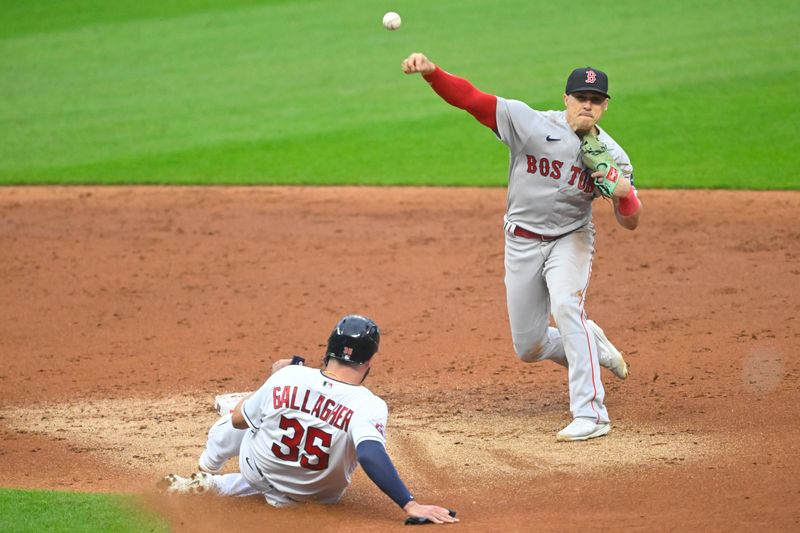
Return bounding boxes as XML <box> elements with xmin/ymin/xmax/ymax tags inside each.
<box><xmin>617</xmin><ymin>187</ymin><xmax>641</xmax><ymax>216</ymax></box>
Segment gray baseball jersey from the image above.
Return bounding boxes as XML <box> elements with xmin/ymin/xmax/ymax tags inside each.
<box><xmin>495</xmin><ymin>98</ymin><xmax>633</xmax><ymax>236</ymax></box>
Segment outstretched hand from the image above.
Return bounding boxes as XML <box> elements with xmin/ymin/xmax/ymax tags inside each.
<box><xmin>403</xmin><ymin>501</ymin><xmax>459</xmax><ymax>524</ymax></box>
<box><xmin>402</xmin><ymin>53</ymin><xmax>436</xmax><ymax>76</ymax></box>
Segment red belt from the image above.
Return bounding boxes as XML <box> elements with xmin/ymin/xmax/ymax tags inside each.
<box><xmin>513</xmin><ymin>226</ymin><xmax>560</xmax><ymax>241</ymax></box>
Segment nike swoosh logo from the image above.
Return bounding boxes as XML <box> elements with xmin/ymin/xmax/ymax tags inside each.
<box><xmin>546</xmin><ymin>135</ymin><xmax>560</xmax><ymax>142</ymax></box>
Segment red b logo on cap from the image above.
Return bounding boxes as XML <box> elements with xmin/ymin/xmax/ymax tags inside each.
<box><xmin>586</xmin><ymin>70</ymin><xmax>596</xmax><ymax>84</ymax></box>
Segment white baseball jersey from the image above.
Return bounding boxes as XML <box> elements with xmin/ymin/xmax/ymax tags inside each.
<box><xmin>238</xmin><ymin>365</ymin><xmax>388</xmax><ymax>504</ymax></box>
<box><xmin>495</xmin><ymin>98</ymin><xmax>633</xmax><ymax>236</ymax></box>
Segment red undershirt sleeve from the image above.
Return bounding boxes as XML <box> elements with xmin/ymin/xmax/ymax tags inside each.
<box><xmin>422</xmin><ymin>66</ymin><xmax>498</xmax><ymax>130</ymax></box>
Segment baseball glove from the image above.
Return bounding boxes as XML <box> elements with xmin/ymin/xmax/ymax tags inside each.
<box><xmin>580</xmin><ymin>132</ymin><xmax>621</xmax><ymax>198</ymax></box>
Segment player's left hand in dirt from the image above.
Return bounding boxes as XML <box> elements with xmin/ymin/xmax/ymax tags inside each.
<box><xmin>580</xmin><ymin>132</ymin><xmax>625</xmax><ymax>198</ymax></box>
<box><xmin>403</xmin><ymin>501</ymin><xmax>459</xmax><ymax>525</ymax></box>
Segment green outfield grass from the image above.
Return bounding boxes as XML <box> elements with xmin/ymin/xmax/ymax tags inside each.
<box><xmin>1</xmin><ymin>0</ymin><xmax>798</xmax><ymax>188</ymax></box>
<box><xmin>0</xmin><ymin>488</ymin><xmax>168</xmax><ymax>533</ymax></box>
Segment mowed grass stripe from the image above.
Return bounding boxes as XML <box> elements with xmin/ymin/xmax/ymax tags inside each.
<box><xmin>0</xmin><ymin>0</ymin><xmax>798</xmax><ymax>187</ymax></box>
<box><xmin>0</xmin><ymin>487</ymin><xmax>168</xmax><ymax>533</ymax></box>
<box><xmin>0</xmin><ymin>0</ymin><xmax>292</xmax><ymax>39</ymax></box>
<box><xmin>1</xmin><ymin>115</ymin><xmax>507</xmax><ymax>185</ymax></box>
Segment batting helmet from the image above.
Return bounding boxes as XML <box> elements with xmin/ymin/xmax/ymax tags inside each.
<box><xmin>324</xmin><ymin>314</ymin><xmax>380</xmax><ymax>365</ymax></box>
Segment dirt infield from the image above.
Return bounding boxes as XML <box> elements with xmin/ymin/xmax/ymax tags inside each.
<box><xmin>1</xmin><ymin>187</ymin><xmax>798</xmax><ymax>531</ymax></box>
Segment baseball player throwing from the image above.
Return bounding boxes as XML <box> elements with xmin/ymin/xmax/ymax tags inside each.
<box><xmin>401</xmin><ymin>53</ymin><xmax>642</xmax><ymax>441</ymax></box>
<box><xmin>160</xmin><ymin>314</ymin><xmax>457</xmax><ymax>525</ymax></box>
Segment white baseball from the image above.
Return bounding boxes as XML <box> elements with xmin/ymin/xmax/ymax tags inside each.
<box><xmin>382</xmin><ymin>11</ymin><xmax>401</xmax><ymax>31</ymax></box>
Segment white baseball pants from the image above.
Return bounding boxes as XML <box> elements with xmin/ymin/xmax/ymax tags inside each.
<box><xmin>199</xmin><ymin>413</ymin><xmax>293</xmax><ymax>506</ymax></box>
<box><xmin>504</xmin><ymin>223</ymin><xmax>609</xmax><ymax>423</ymax></box>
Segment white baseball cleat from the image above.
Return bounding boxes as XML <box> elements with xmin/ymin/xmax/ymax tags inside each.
<box><xmin>556</xmin><ymin>417</ymin><xmax>611</xmax><ymax>442</ymax></box>
<box><xmin>158</xmin><ymin>472</ymin><xmax>215</xmax><ymax>494</ymax></box>
<box><xmin>587</xmin><ymin>320</ymin><xmax>628</xmax><ymax>379</ymax></box>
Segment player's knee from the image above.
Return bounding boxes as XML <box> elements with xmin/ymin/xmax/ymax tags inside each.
<box><xmin>550</xmin><ymin>296</ymin><xmax>582</xmax><ymax>330</ymax></box>
<box><xmin>513</xmin><ymin>339</ymin><xmax>546</xmax><ymax>362</ymax></box>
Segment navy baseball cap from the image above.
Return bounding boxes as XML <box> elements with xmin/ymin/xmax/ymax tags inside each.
<box><xmin>565</xmin><ymin>66</ymin><xmax>610</xmax><ymax>99</ymax></box>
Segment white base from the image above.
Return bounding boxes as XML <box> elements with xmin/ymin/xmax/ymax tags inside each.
<box><xmin>213</xmin><ymin>392</ymin><xmax>252</xmax><ymax>416</ymax></box>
